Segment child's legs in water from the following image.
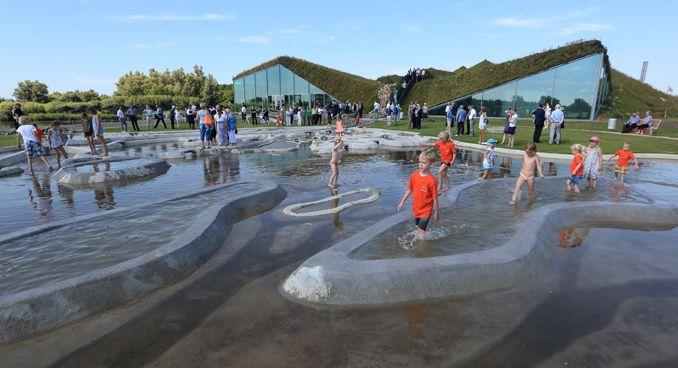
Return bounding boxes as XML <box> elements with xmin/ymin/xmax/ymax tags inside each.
<box><xmin>566</xmin><ymin>178</ymin><xmax>572</xmax><ymax>191</ymax></box>
<box><xmin>527</xmin><ymin>177</ymin><xmax>536</xmax><ymax>199</ymax></box>
<box><xmin>511</xmin><ymin>176</ymin><xmax>526</xmax><ymax>203</ymax></box>
<box><xmin>415</xmin><ymin>217</ymin><xmax>430</xmax><ymax>238</ymax></box>
<box><xmin>438</xmin><ymin>164</ymin><xmax>448</xmax><ymax>189</ymax></box>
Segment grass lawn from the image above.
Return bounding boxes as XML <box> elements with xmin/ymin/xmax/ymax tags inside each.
<box><xmin>370</xmin><ymin>116</ymin><xmax>678</xmax><ymax>155</ymax></box>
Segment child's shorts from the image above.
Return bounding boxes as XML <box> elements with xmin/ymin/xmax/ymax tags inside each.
<box><xmin>483</xmin><ymin>162</ymin><xmax>492</xmax><ymax>170</ymax></box>
<box><xmin>441</xmin><ymin>161</ymin><xmax>451</xmax><ymax>167</ymax></box>
<box><xmin>569</xmin><ymin>175</ymin><xmax>583</xmax><ymax>185</ymax></box>
<box><xmin>24</xmin><ymin>140</ymin><xmax>45</xmax><ymax>158</ymax></box>
<box><xmin>614</xmin><ymin>164</ymin><xmax>628</xmax><ymax>174</ymax></box>
<box><xmin>415</xmin><ymin>217</ymin><xmax>430</xmax><ymax>230</ymax></box>
<box><xmin>508</xmin><ymin>126</ymin><xmax>516</xmax><ymax>135</ymax></box>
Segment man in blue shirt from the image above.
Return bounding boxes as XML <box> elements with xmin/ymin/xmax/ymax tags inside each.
<box><xmin>455</xmin><ymin>104</ymin><xmax>467</xmax><ymax>136</ymax></box>
<box><xmin>622</xmin><ymin>112</ymin><xmax>640</xmax><ymax>133</ymax></box>
<box><xmin>548</xmin><ymin>104</ymin><xmax>564</xmax><ymax>144</ymax></box>
<box><xmin>154</xmin><ymin>106</ymin><xmax>167</xmax><ymax>129</ymax></box>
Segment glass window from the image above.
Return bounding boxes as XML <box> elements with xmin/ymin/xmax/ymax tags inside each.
<box><xmin>255</xmin><ymin>70</ymin><xmax>268</xmax><ymax>99</ymax></box>
<box><xmin>481</xmin><ymin>81</ymin><xmax>516</xmax><ymax>117</ymax></box>
<box><xmin>267</xmin><ymin>65</ymin><xmax>281</xmax><ymax>96</ymax></box>
<box><xmin>244</xmin><ymin>74</ymin><xmax>255</xmax><ymax>105</ymax></box>
<box><xmin>554</xmin><ymin>53</ymin><xmax>601</xmax><ymax>119</ymax></box>
<box><xmin>294</xmin><ymin>74</ymin><xmax>309</xmax><ymax>94</ymax></box>
<box><xmin>280</xmin><ymin>66</ymin><xmax>294</xmax><ymax>95</ymax></box>
<box><xmin>309</xmin><ymin>83</ymin><xmax>323</xmax><ymax>95</ymax></box>
<box><xmin>514</xmin><ymin>69</ymin><xmax>556</xmax><ymax>117</ymax></box>
<box><xmin>234</xmin><ymin>78</ymin><xmax>244</xmax><ymax>104</ymax></box>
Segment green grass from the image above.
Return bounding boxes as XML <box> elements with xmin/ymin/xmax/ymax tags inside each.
<box><xmin>370</xmin><ymin>116</ymin><xmax>678</xmax><ymax>155</ymax></box>
<box><xmin>604</xmin><ymin>69</ymin><xmax>678</xmax><ymax>120</ymax></box>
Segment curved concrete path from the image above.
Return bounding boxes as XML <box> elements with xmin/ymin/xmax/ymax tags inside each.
<box><xmin>0</xmin><ymin>180</ymin><xmax>286</xmax><ymax>344</ymax></box>
<box><xmin>281</xmin><ymin>178</ymin><xmax>678</xmax><ymax>307</ymax></box>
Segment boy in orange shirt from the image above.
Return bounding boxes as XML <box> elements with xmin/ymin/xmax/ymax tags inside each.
<box><xmin>430</xmin><ymin>131</ymin><xmax>456</xmax><ymax>192</ymax></box>
<box><xmin>566</xmin><ymin>144</ymin><xmax>585</xmax><ymax>193</ymax></box>
<box><xmin>607</xmin><ymin>141</ymin><xmax>638</xmax><ymax>183</ymax></box>
<box><xmin>397</xmin><ymin>150</ymin><xmax>440</xmax><ymax>238</ymax></box>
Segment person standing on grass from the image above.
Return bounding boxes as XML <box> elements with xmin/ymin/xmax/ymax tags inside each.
<box><xmin>478</xmin><ymin>107</ymin><xmax>488</xmax><ymax>144</ymax></box>
<box><xmin>116</xmin><ymin>106</ymin><xmax>127</xmax><ymax>132</ymax></box>
<box><xmin>154</xmin><ymin>105</ymin><xmax>166</xmax><ymax>129</ymax></box>
<box><xmin>16</xmin><ymin>116</ymin><xmax>53</xmax><ymax>172</ymax></box>
<box><xmin>169</xmin><ymin>106</ymin><xmax>176</xmax><ymax>129</ymax></box>
<box><xmin>88</xmin><ymin>107</ymin><xmax>109</xmax><ymax>157</ymax></box>
<box><xmin>507</xmin><ymin>108</ymin><xmax>518</xmax><ymax>148</ymax></box>
<box><xmin>143</xmin><ymin>105</ymin><xmax>153</xmax><ymax>130</ymax></box>
<box><xmin>127</xmin><ymin>105</ymin><xmax>140</xmax><ymax>131</ymax></box>
<box><xmin>445</xmin><ymin>102</ymin><xmax>454</xmax><ymax>136</ymax></box>
<box><xmin>455</xmin><ymin>104</ymin><xmax>467</xmax><ymax>136</ymax></box>
<box><xmin>548</xmin><ymin>104</ymin><xmax>564</xmax><ymax>144</ymax></box>
<box><xmin>532</xmin><ymin>103</ymin><xmax>546</xmax><ymax>143</ymax></box>
<box><xmin>393</xmin><ymin>103</ymin><xmax>400</xmax><ymax>126</ymax></box>
<box><xmin>241</xmin><ymin>104</ymin><xmax>248</xmax><ymax>124</ymax></box>
<box><xmin>467</xmin><ymin>105</ymin><xmax>477</xmax><ymax>136</ymax></box>
<box><xmin>186</xmin><ymin>106</ymin><xmax>195</xmax><ymax>129</ymax></box>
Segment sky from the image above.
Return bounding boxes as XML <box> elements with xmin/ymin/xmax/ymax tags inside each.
<box><xmin>2</xmin><ymin>0</ymin><xmax>676</xmax><ymax>98</ymax></box>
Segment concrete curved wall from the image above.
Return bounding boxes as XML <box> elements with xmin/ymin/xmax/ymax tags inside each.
<box><xmin>281</xmin><ymin>178</ymin><xmax>678</xmax><ymax>307</ymax></box>
<box><xmin>0</xmin><ymin>180</ymin><xmax>286</xmax><ymax>345</ymax></box>
<box><xmin>52</xmin><ymin>158</ymin><xmax>170</xmax><ymax>187</ymax></box>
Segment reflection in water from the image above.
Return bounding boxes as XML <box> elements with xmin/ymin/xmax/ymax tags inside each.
<box><xmin>202</xmin><ymin>155</ymin><xmax>241</xmax><ymax>186</ymax></box>
<box><xmin>27</xmin><ymin>174</ymin><xmax>53</xmax><ymax>217</ymax></box>
<box><xmin>608</xmin><ymin>183</ymin><xmax>631</xmax><ymax>202</ymax></box>
<box><xmin>94</xmin><ymin>185</ymin><xmax>115</xmax><ymax>210</ymax></box>
<box><xmin>558</xmin><ymin>226</ymin><xmax>591</xmax><ymax>249</ymax></box>
<box><xmin>57</xmin><ymin>184</ymin><xmax>75</xmax><ymax>209</ymax></box>
<box><xmin>402</xmin><ymin>304</ymin><xmax>432</xmax><ymax>342</ymax></box>
<box><xmin>329</xmin><ymin>188</ymin><xmax>343</xmax><ymax>230</ymax></box>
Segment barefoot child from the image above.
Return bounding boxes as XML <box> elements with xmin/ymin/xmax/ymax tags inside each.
<box><xmin>583</xmin><ymin>136</ymin><xmax>602</xmax><ymax>189</ymax></box>
<box><xmin>16</xmin><ymin>116</ymin><xmax>53</xmax><ymax>172</ymax></box>
<box><xmin>480</xmin><ymin>138</ymin><xmax>497</xmax><ymax>180</ymax></box>
<box><xmin>607</xmin><ymin>141</ymin><xmax>638</xmax><ymax>183</ymax></box>
<box><xmin>397</xmin><ymin>150</ymin><xmax>439</xmax><ymax>238</ymax></box>
<box><xmin>431</xmin><ymin>131</ymin><xmax>456</xmax><ymax>192</ymax></box>
<box><xmin>335</xmin><ymin>117</ymin><xmax>344</xmax><ymax>139</ymax></box>
<box><xmin>566</xmin><ymin>144</ymin><xmax>585</xmax><ymax>193</ymax></box>
<box><xmin>328</xmin><ymin>139</ymin><xmax>343</xmax><ymax>188</ymax></box>
<box><xmin>510</xmin><ymin>142</ymin><xmax>544</xmax><ymax>204</ymax></box>
<box><xmin>47</xmin><ymin>122</ymin><xmax>69</xmax><ymax>168</ymax></box>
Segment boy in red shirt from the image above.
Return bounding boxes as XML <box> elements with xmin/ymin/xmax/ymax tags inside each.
<box><xmin>566</xmin><ymin>144</ymin><xmax>585</xmax><ymax>193</ymax></box>
<box><xmin>431</xmin><ymin>131</ymin><xmax>456</xmax><ymax>192</ymax></box>
<box><xmin>607</xmin><ymin>141</ymin><xmax>638</xmax><ymax>183</ymax></box>
<box><xmin>397</xmin><ymin>150</ymin><xmax>439</xmax><ymax>238</ymax></box>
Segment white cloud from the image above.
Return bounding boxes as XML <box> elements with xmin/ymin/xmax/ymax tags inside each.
<box><xmin>236</xmin><ymin>36</ymin><xmax>272</xmax><ymax>46</ymax></box>
<box><xmin>493</xmin><ymin>8</ymin><xmax>599</xmax><ymax>28</ymax></box>
<box><xmin>75</xmin><ymin>76</ymin><xmax>116</xmax><ymax>85</ymax></box>
<box><xmin>114</xmin><ymin>13</ymin><xmax>236</xmax><ymax>22</ymax></box>
<box><xmin>271</xmin><ymin>28</ymin><xmax>304</xmax><ymax>35</ymax></box>
<box><xmin>560</xmin><ymin>23</ymin><xmax>613</xmax><ymax>35</ymax></box>
<box><xmin>401</xmin><ymin>23</ymin><xmax>421</xmax><ymax>34</ymax></box>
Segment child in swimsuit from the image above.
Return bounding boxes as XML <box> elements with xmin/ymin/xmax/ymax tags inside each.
<box><xmin>336</xmin><ymin>117</ymin><xmax>344</xmax><ymax>139</ymax></box>
<box><xmin>328</xmin><ymin>138</ymin><xmax>343</xmax><ymax>188</ymax></box>
<box><xmin>566</xmin><ymin>144</ymin><xmax>585</xmax><ymax>193</ymax></box>
<box><xmin>510</xmin><ymin>142</ymin><xmax>544</xmax><ymax>204</ymax></box>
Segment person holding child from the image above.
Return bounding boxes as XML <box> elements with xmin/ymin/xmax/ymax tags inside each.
<box><xmin>16</xmin><ymin>116</ymin><xmax>53</xmax><ymax>172</ymax></box>
<box><xmin>397</xmin><ymin>150</ymin><xmax>440</xmax><ymax>239</ymax></box>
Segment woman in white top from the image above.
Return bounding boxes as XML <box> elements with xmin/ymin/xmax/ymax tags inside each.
<box><xmin>544</xmin><ymin>103</ymin><xmax>552</xmax><ymax>130</ymax></box>
<box><xmin>507</xmin><ymin>108</ymin><xmax>519</xmax><ymax>148</ymax></box>
<box><xmin>477</xmin><ymin>107</ymin><xmax>488</xmax><ymax>144</ymax></box>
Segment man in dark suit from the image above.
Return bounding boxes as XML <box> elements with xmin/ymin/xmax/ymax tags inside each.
<box><xmin>532</xmin><ymin>103</ymin><xmax>547</xmax><ymax>143</ymax></box>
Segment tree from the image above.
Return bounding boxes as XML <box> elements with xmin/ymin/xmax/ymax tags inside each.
<box><xmin>13</xmin><ymin>80</ymin><xmax>50</xmax><ymax>102</ymax></box>
<box><xmin>48</xmin><ymin>89</ymin><xmax>101</xmax><ymax>102</ymax></box>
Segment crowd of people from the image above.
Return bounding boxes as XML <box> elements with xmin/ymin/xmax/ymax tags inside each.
<box><xmin>238</xmin><ymin>100</ymin><xmax>369</xmax><ymax>127</ymax></box>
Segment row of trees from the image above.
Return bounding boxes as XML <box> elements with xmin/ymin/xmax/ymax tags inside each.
<box><xmin>10</xmin><ymin>65</ymin><xmax>233</xmax><ymax>108</ymax></box>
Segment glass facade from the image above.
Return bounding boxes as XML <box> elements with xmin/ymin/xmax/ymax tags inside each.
<box><xmin>429</xmin><ymin>53</ymin><xmax>608</xmax><ymax>120</ymax></box>
<box><xmin>234</xmin><ymin>64</ymin><xmax>336</xmax><ymax>109</ymax></box>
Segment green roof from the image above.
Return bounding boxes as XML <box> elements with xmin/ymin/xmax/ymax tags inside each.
<box><xmin>604</xmin><ymin>68</ymin><xmax>678</xmax><ymax>119</ymax></box>
<box><xmin>402</xmin><ymin>40</ymin><xmax>608</xmax><ymax>107</ymax></box>
<box><xmin>234</xmin><ymin>56</ymin><xmax>381</xmax><ymax>104</ymax></box>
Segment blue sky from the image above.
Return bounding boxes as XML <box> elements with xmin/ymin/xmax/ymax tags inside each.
<box><xmin>2</xmin><ymin>0</ymin><xmax>676</xmax><ymax>98</ymax></box>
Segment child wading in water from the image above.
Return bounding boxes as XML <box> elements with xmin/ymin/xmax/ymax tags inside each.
<box><xmin>510</xmin><ymin>142</ymin><xmax>544</xmax><ymax>204</ymax></box>
<box><xmin>16</xmin><ymin>116</ymin><xmax>53</xmax><ymax>172</ymax></box>
<box><xmin>607</xmin><ymin>141</ymin><xmax>638</xmax><ymax>183</ymax></box>
<box><xmin>328</xmin><ymin>138</ymin><xmax>343</xmax><ymax>188</ymax></box>
<box><xmin>480</xmin><ymin>138</ymin><xmax>497</xmax><ymax>180</ymax></box>
<box><xmin>566</xmin><ymin>144</ymin><xmax>585</xmax><ymax>193</ymax></box>
<box><xmin>336</xmin><ymin>117</ymin><xmax>344</xmax><ymax>139</ymax></box>
<box><xmin>47</xmin><ymin>122</ymin><xmax>69</xmax><ymax>168</ymax></box>
<box><xmin>431</xmin><ymin>131</ymin><xmax>456</xmax><ymax>192</ymax></box>
<box><xmin>583</xmin><ymin>136</ymin><xmax>602</xmax><ymax>189</ymax></box>
<box><xmin>397</xmin><ymin>150</ymin><xmax>439</xmax><ymax>239</ymax></box>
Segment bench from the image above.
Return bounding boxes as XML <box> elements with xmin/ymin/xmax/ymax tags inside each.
<box><xmin>639</xmin><ymin>119</ymin><xmax>661</xmax><ymax>135</ymax></box>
